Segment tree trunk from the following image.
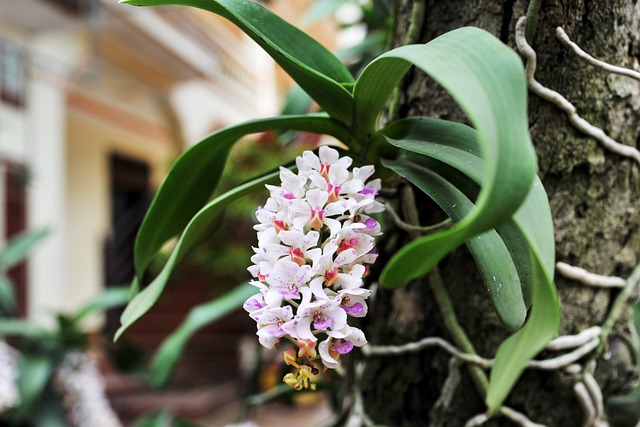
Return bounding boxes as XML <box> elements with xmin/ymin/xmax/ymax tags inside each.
<box><xmin>360</xmin><ymin>1</ymin><xmax>640</xmax><ymax>426</ymax></box>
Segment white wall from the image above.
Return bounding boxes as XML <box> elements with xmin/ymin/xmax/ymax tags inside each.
<box><xmin>27</xmin><ymin>74</ymin><xmax>69</xmax><ymax>327</ymax></box>
<box><xmin>0</xmin><ymin>104</ymin><xmax>28</xmax><ymax>164</ymax></box>
<box><xmin>64</xmin><ymin>87</ymin><xmax>175</xmax><ymax>330</ymax></box>
<box><xmin>25</xmin><ymin>30</ymin><xmax>86</xmax><ymax>327</ymax></box>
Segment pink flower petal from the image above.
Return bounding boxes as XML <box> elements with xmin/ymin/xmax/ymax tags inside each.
<box><xmin>332</xmin><ymin>339</ymin><xmax>354</xmax><ymax>354</ymax></box>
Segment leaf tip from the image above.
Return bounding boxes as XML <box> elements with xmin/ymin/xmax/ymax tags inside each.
<box><xmin>113</xmin><ymin>326</ymin><xmax>125</xmax><ymax>342</ymax></box>
<box><xmin>114</xmin><ymin>304</ymin><xmax>136</xmax><ymax>343</ymax></box>
<box><xmin>379</xmin><ymin>267</ymin><xmax>407</xmax><ymax>289</ymax></box>
<box><xmin>378</xmin><ymin>268</ymin><xmax>393</xmax><ymax>288</ymax></box>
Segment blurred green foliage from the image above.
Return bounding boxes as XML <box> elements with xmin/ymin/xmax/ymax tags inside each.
<box><xmin>0</xmin><ymin>229</ymin><xmax>129</xmax><ymax>426</ymax></box>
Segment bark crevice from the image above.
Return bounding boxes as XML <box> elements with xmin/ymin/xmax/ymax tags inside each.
<box><xmin>360</xmin><ymin>0</ymin><xmax>640</xmax><ymax>425</ymax></box>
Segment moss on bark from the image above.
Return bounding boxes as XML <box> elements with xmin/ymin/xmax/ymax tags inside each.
<box><xmin>360</xmin><ymin>0</ymin><xmax>640</xmax><ymax>425</ymax></box>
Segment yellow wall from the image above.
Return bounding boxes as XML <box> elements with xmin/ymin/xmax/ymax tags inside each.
<box><xmin>65</xmin><ymin>85</ymin><xmax>176</xmax><ymax>327</ymax></box>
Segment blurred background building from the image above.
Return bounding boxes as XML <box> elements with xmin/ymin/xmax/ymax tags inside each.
<box><xmin>0</xmin><ymin>0</ymin><xmax>368</xmax><ymax>423</ymax></box>
<box><xmin>0</xmin><ymin>0</ymin><xmax>284</xmax><ymax>326</ymax></box>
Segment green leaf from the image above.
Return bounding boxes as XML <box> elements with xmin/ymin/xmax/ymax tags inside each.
<box><xmin>418</xmin><ymin>158</ymin><xmax>536</xmax><ymax>308</ymax></box>
<box><xmin>394</xmin><ymin>139</ymin><xmax>560</xmax><ymax>409</ymax></box>
<box><xmin>389</xmin><ymin>156</ymin><xmax>559</xmax><ymax>412</ymax></box>
<box><xmin>369</xmin><ymin>28</ymin><xmax>536</xmax><ymax>288</ymax></box>
<box><xmin>117</xmin><ymin>170</ymin><xmax>281</xmax><ymax>340</ymax></box>
<box><xmin>120</xmin><ymin>0</ymin><xmax>354</xmax><ymax>122</ymax></box>
<box><xmin>486</xmin><ymin>255</ymin><xmax>559</xmax><ymax>413</ymax></box>
<box><xmin>382</xmin><ymin>118</ymin><xmax>481</xmax><ymax>165</ymax></box>
<box><xmin>15</xmin><ymin>355</ymin><xmax>53</xmax><ymax>421</ymax></box>
<box><xmin>72</xmin><ymin>287</ymin><xmax>130</xmax><ymax>323</ymax></box>
<box><xmin>150</xmin><ymin>283</ymin><xmax>255</xmax><ymax>387</ymax></box>
<box><xmin>380</xmin><ymin>117</ymin><xmax>559</xmax><ymax>410</ymax></box>
<box><xmin>494</xmin><ymin>221</ymin><xmax>534</xmax><ymax>307</ymax></box>
<box><xmin>503</xmin><ymin>178</ymin><xmax>556</xmax><ymax>307</ymax></box>
<box><xmin>381</xmin><ymin>117</ymin><xmax>539</xmax><ymax>306</ymax></box>
<box><xmin>383</xmin><ymin>158</ymin><xmax>526</xmax><ymax>330</ymax></box>
<box><xmin>0</xmin><ymin>319</ymin><xmax>50</xmax><ymax>338</ymax></box>
<box><xmin>0</xmin><ymin>228</ymin><xmax>48</xmax><ymax>270</ymax></box>
<box><xmin>134</xmin><ymin>114</ymin><xmax>352</xmax><ymax>280</ymax></box>
<box><xmin>0</xmin><ymin>273</ymin><xmax>16</xmax><ymax>314</ymax></box>
<box><xmin>485</xmin><ymin>181</ymin><xmax>559</xmax><ymax>413</ymax></box>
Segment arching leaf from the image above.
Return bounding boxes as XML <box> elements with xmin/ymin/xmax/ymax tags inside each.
<box><xmin>150</xmin><ymin>283</ymin><xmax>255</xmax><ymax>387</ymax></box>
<box><xmin>383</xmin><ymin>157</ymin><xmax>527</xmax><ymax>330</ymax></box>
<box><xmin>0</xmin><ymin>274</ymin><xmax>16</xmax><ymax>314</ymax></box>
<box><xmin>14</xmin><ymin>355</ymin><xmax>52</xmax><ymax>421</ymax></box>
<box><xmin>134</xmin><ymin>114</ymin><xmax>353</xmax><ymax>280</ymax></box>
<box><xmin>485</xmin><ymin>182</ymin><xmax>559</xmax><ymax>413</ymax></box>
<box><xmin>0</xmin><ymin>228</ymin><xmax>48</xmax><ymax>270</ymax></box>
<box><xmin>0</xmin><ymin>320</ymin><xmax>50</xmax><ymax>338</ymax></box>
<box><xmin>380</xmin><ymin>117</ymin><xmax>559</xmax><ymax>412</ymax></box>
<box><xmin>117</xmin><ymin>170</ymin><xmax>281</xmax><ymax>340</ymax></box>
<box><xmin>366</xmin><ymin>28</ymin><xmax>536</xmax><ymax>288</ymax></box>
<box><xmin>72</xmin><ymin>287</ymin><xmax>130</xmax><ymax>323</ymax></box>
<box><xmin>382</xmin><ymin>117</ymin><xmax>540</xmax><ymax>306</ymax></box>
<box><xmin>486</xmin><ymin>256</ymin><xmax>559</xmax><ymax>413</ymax></box>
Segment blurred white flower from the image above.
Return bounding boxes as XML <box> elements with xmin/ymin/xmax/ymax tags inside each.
<box><xmin>54</xmin><ymin>352</ymin><xmax>122</xmax><ymax>427</ymax></box>
<box><xmin>0</xmin><ymin>341</ymin><xmax>19</xmax><ymax>414</ymax></box>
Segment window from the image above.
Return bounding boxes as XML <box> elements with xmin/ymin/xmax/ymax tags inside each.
<box><xmin>0</xmin><ymin>45</ymin><xmax>26</xmax><ymax>108</ymax></box>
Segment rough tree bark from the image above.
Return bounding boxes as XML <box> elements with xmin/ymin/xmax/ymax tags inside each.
<box><xmin>360</xmin><ymin>1</ymin><xmax>640</xmax><ymax>426</ymax></box>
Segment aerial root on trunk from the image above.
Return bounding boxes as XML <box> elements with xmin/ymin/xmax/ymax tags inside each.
<box><xmin>515</xmin><ymin>16</ymin><xmax>640</xmax><ymax>165</ymax></box>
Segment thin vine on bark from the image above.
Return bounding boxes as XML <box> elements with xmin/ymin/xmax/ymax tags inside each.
<box><xmin>360</xmin><ymin>1</ymin><xmax>640</xmax><ymax>426</ymax></box>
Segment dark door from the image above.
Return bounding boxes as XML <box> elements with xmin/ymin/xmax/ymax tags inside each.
<box><xmin>104</xmin><ymin>154</ymin><xmax>150</xmax><ymax>329</ymax></box>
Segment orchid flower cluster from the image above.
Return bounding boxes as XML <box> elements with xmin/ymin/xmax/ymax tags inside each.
<box><xmin>243</xmin><ymin>145</ymin><xmax>383</xmax><ymax>390</ymax></box>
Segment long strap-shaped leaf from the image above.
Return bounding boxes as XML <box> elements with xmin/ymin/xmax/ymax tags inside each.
<box><xmin>15</xmin><ymin>355</ymin><xmax>53</xmax><ymax>422</ymax></box>
<box><xmin>360</xmin><ymin>28</ymin><xmax>536</xmax><ymax>288</ymax></box>
<box><xmin>0</xmin><ymin>228</ymin><xmax>49</xmax><ymax>270</ymax></box>
<box><xmin>381</xmin><ymin>117</ymin><xmax>560</xmax><ymax>412</ymax></box>
<box><xmin>486</xmin><ymin>181</ymin><xmax>559</xmax><ymax>413</ymax></box>
<box><xmin>383</xmin><ymin>118</ymin><xmax>552</xmax><ymax>305</ymax></box>
<box><xmin>0</xmin><ymin>320</ymin><xmax>50</xmax><ymax>338</ymax></box>
<box><xmin>71</xmin><ymin>288</ymin><xmax>130</xmax><ymax>323</ymax></box>
<box><xmin>134</xmin><ymin>114</ymin><xmax>353</xmax><ymax>280</ymax></box>
<box><xmin>383</xmin><ymin>158</ymin><xmax>527</xmax><ymax>330</ymax></box>
<box><xmin>0</xmin><ymin>274</ymin><xmax>16</xmax><ymax>314</ymax></box>
<box><xmin>117</xmin><ymin>170</ymin><xmax>281</xmax><ymax>340</ymax></box>
<box><xmin>120</xmin><ymin>0</ymin><xmax>355</xmax><ymax>123</ymax></box>
<box><xmin>382</xmin><ymin>118</ymin><xmax>534</xmax><ymax>306</ymax></box>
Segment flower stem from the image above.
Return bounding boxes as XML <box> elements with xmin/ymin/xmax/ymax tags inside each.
<box><xmin>399</xmin><ymin>183</ymin><xmax>489</xmax><ymax>396</ymax></box>
<box><xmin>584</xmin><ymin>261</ymin><xmax>640</xmax><ymax>374</ymax></box>
<box><xmin>428</xmin><ymin>267</ymin><xmax>489</xmax><ymax>397</ymax></box>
